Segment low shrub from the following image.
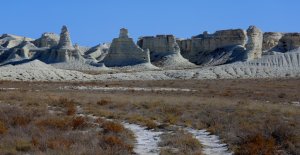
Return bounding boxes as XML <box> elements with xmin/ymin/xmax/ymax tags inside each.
<box><xmin>236</xmin><ymin>134</ymin><xmax>276</xmax><ymax>155</ymax></box>
<box><xmin>47</xmin><ymin>138</ymin><xmax>73</xmax><ymax>150</ymax></box>
<box><xmin>15</xmin><ymin>140</ymin><xmax>32</xmax><ymax>152</ymax></box>
<box><xmin>97</xmin><ymin>98</ymin><xmax>112</xmax><ymax>106</ymax></box>
<box><xmin>12</xmin><ymin>116</ymin><xmax>31</xmax><ymax>126</ymax></box>
<box><xmin>36</xmin><ymin>117</ymin><xmax>70</xmax><ymax>130</ymax></box>
<box><xmin>72</xmin><ymin>116</ymin><xmax>86</xmax><ymax>129</ymax></box>
<box><xmin>0</xmin><ymin>120</ymin><xmax>7</xmax><ymax>134</ymax></box>
<box><xmin>102</xmin><ymin>121</ymin><xmax>124</xmax><ymax>133</ymax></box>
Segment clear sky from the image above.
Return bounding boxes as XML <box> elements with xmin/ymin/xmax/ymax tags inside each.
<box><xmin>1</xmin><ymin>0</ymin><xmax>299</xmax><ymax>46</ymax></box>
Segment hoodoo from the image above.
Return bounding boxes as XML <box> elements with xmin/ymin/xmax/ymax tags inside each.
<box><xmin>102</xmin><ymin>28</ymin><xmax>150</xmax><ymax>67</ymax></box>
<box><xmin>245</xmin><ymin>26</ymin><xmax>263</xmax><ymax>60</ymax></box>
<box><xmin>46</xmin><ymin>25</ymin><xmax>84</xmax><ymax>63</ymax></box>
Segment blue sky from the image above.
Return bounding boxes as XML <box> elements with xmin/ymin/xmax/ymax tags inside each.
<box><xmin>1</xmin><ymin>0</ymin><xmax>299</xmax><ymax>46</ymax></box>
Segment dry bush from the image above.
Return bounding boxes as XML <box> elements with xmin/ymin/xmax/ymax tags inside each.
<box><xmin>278</xmin><ymin>93</ymin><xmax>287</xmax><ymax>98</ymax></box>
<box><xmin>102</xmin><ymin>121</ymin><xmax>124</xmax><ymax>133</ymax></box>
<box><xmin>159</xmin><ymin>131</ymin><xmax>202</xmax><ymax>155</ymax></box>
<box><xmin>15</xmin><ymin>140</ymin><xmax>32</xmax><ymax>152</ymax></box>
<box><xmin>0</xmin><ymin>120</ymin><xmax>7</xmax><ymax>134</ymax></box>
<box><xmin>100</xmin><ymin>135</ymin><xmax>134</xmax><ymax>153</ymax></box>
<box><xmin>236</xmin><ymin>134</ymin><xmax>276</xmax><ymax>155</ymax></box>
<box><xmin>47</xmin><ymin>138</ymin><xmax>73</xmax><ymax>150</ymax></box>
<box><xmin>54</xmin><ymin>98</ymin><xmax>77</xmax><ymax>115</ymax></box>
<box><xmin>36</xmin><ymin>117</ymin><xmax>71</xmax><ymax>130</ymax></box>
<box><xmin>12</xmin><ymin>116</ymin><xmax>31</xmax><ymax>126</ymax></box>
<box><xmin>97</xmin><ymin>98</ymin><xmax>112</xmax><ymax>106</ymax></box>
<box><xmin>71</xmin><ymin>116</ymin><xmax>86</xmax><ymax>130</ymax></box>
<box><xmin>126</xmin><ymin>114</ymin><xmax>158</xmax><ymax>129</ymax></box>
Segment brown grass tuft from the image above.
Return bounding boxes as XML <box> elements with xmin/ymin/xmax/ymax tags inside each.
<box><xmin>36</xmin><ymin>117</ymin><xmax>70</xmax><ymax>130</ymax></box>
<box><xmin>97</xmin><ymin>98</ymin><xmax>112</xmax><ymax>106</ymax></box>
<box><xmin>47</xmin><ymin>138</ymin><xmax>73</xmax><ymax>150</ymax></box>
<box><xmin>15</xmin><ymin>140</ymin><xmax>32</xmax><ymax>152</ymax></box>
<box><xmin>12</xmin><ymin>116</ymin><xmax>31</xmax><ymax>126</ymax></box>
<box><xmin>237</xmin><ymin>134</ymin><xmax>276</xmax><ymax>155</ymax></box>
<box><xmin>0</xmin><ymin>120</ymin><xmax>7</xmax><ymax>134</ymax></box>
<box><xmin>102</xmin><ymin>121</ymin><xmax>124</xmax><ymax>133</ymax></box>
<box><xmin>72</xmin><ymin>116</ymin><xmax>86</xmax><ymax>129</ymax></box>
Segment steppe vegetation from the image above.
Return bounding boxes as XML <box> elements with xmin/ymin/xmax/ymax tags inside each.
<box><xmin>0</xmin><ymin>79</ymin><xmax>299</xmax><ymax>154</ymax></box>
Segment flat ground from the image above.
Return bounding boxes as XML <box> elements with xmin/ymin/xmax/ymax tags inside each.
<box><xmin>0</xmin><ymin>79</ymin><xmax>299</xmax><ymax>154</ymax></box>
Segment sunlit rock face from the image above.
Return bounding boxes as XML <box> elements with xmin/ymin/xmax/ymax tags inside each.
<box><xmin>262</xmin><ymin>32</ymin><xmax>283</xmax><ymax>52</ymax></box>
<box><xmin>44</xmin><ymin>26</ymin><xmax>84</xmax><ymax>63</ymax></box>
<box><xmin>102</xmin><ymin>28</ymin><xmax>150</xmax><ymax>67</ymax></box>
<box><xmin>138</xmin><ymin>35</ymin><xmax>180</xmax><ymax>60</ymax></box>
<box><xmin>34</xmin><ymin>33</ymin><xmax>60</xmax><ymax>48</ymax></box>
<box><xmin>177</xmin><ymin>29</ymin><xmax>247</xmax><ymax>65</ymax></box>
<box><xmin>245</xmin><ymin>26</ymin><xmax>263</xmax><ymax>60</ymax></box>
<box><xmin>277</xmin><ymin>33</ymin><xmax>300</xmax><ymax>52</ymax></box>
<box><xmin>137</xmin><ymin>35</ymin><xmax>195</xmax><ymax>68</ymax></box>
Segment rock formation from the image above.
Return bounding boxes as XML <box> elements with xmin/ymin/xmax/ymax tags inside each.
<box><xmin>0</xmin><ymin>34</ymin><xmax>34</xmax><ymax>48</ymax></box>
<box><xmin>245</xmin><ymin>26</ymin><xmax>263</xmax><ymax>60</ymax></box>
<box><xmin>262</xmin><ymin>32</ymin><xmax>283</xmax><ymax>52</ymax></box>
<box><xmin>138</xmin><ymin>35</ymin><xmax>195</xmax><ymax>68</ymax></box>
<box><xmin>84</xmin><ymin>43</ymin><xmax>110</xmax><ymax>61</ymax></box>
<box><xmin>45</xmin><ymin>25</ymin><xmax>84</xmax><ymax>63</ymax></box>
<box><xmin>33</xmin><ymin>33</ymin><xmax>59</xmax><ymax>48</ymax></box>
<box><xmin>102</xmin><ymin>28</ymin><xmax>150</xmax><ymax>67</ymax></box>
<box><xmin>277</xmin><ymin>33</ymin><xmax>300</xmax><ymax>52</ymax></box>
<box><xmin>57</xmin><ymin>26</ymin><xmax>73</xmax><ymax>49</ymax></box>
<box><xmin>0</xmin><ymin>41</ymin><xmax>38</xmax><ymax>64</ymax></box>
<box><xmin>177</xmin><ymin>29</ymin><xmax>247</xmax><ymax>65</ymax></box>
<box><xmin>7</xmin><ymin>41</ymin><xmax>37</xmax><ymax>59</ymax></box>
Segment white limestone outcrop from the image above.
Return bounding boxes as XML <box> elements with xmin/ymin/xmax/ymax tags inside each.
<box><xmin>45</xmin><ymin>26</ymin><xmax>84</xmax><ymax>63</ymax></box>
<box><xmin>245</xmin><ymin>26</ymin><xmax>263</xmax><ymax>60</ymax></box>
<box><xmin>177</xmin><ymin>29</ymin><xmax>247</xmax><ymax>65</ymax></box>
<box><xmin>0</xmin><ymin>34</ymin><xmax>34</xmax><ymax>48</ymax></box>
<box><xmin>102</xmin><ymin>28</ymin><xmax>151</xmax><ymax>67</ymax></box>
<box><xmin>84</xmin><ymin>43</ymin><xmax>110</xmax><ymax>61</ymax></box>
<box><xmin>262</xmin><ymin>32</ymin><xmax>283</xmax><ymax>52</ymax></box>
<box><xmin>33</xmin><ymin>33</ymin><xmax>59</xmax><ymax>48</ymax></box>
<box><xmin>138</xmin><ymin>35</ymin><xmax>195</xmax><ymax>68</ymax></box>
<box><xmin>277</xmin><ymin>33</ymin><xmax>300</xmax><ymax>52</ymax></box>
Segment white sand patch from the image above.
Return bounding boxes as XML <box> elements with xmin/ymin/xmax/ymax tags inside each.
<box><xmin>61</xmin><ymin>86</ymin><xmax>197</xmax><ymax>92</ymax></box>
<box><xmin>185</xmin><ymin>128</ymin><xmax>232</xmax><ymax>155</ymax></box>
<box><xmin>0</xmin><ymin>88</ymin><xmax>19</xmax><ymax>90</ymax></box>
<box><xmin>122</xmin><ymin>122</ymin><xmax>162</xmax><ymax>155</ymax></box>
<box><xmin>73</xmin><ymin>106</ymin><xmax>163</xmax><ymax>155</ymax></box>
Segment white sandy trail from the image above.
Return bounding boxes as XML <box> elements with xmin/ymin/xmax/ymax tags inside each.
<box><xmin>49</xmin><ymin>106</ymin><xmax>232</xmax><ymax>155</ymax></box>
<box><xmin>76</xmin><ymin>106</ymin><xmax>162</xmax><ymax>155</ymax></box>
<box><xmin>122</xmin><ymin>122</ymin><xmax>162</xmax><ymax>155</ymax></box>
<box><xmin>185</xmin><ymin>128</ymin><xmax>232</xmax><ymax>155</ymax></box>
<box><xmin>61</xmin><ymin>86</ymin><xmax>196</xmax><ymax>92</ymax></box>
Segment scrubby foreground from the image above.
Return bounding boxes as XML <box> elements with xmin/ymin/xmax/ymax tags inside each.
<box><xmin>0</xmin><ymin>79</ymin><xmax>299</xmax><ymax>155</ymax></box>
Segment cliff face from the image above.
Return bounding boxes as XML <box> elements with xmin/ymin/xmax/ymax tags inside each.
<box><xmin>262</xmin><ymin>32</ymin><xmax>283</xmax><ymax>52</ymax></box>
<box><xmin>138</xmin><ymin>35</ymin><xmax>195</xmax><ymax>68</ymax></box>
<box><xmin>102</xmin><ymin>28</ymin><xmax>150</xmax><ymax>67</ymax></box>
<box><xmin>177</xmin><ymin>29</ymin><xmax>247</xmax><ymax>65</ymax></box>
<box><xmin>138</xmin><ymin>35</ymin><xmax>180</xmax><ymax>60</ymax></box>
<box><xmin>277</xmin><ymin>33</ymin><xmax>300</xmax><ymax>52</ymax></box>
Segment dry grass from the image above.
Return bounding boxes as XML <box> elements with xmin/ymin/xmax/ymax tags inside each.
<box><xmin>0</xmin><ymin>79</ymin><xmax>299</xmax><ymax>154</ymax></box>
<box><xmin>159</xmin><ymin>130</ymin><xmax>203</xmax><ymax>155</ymax></box>
<box><xmin>102</xmin><ymin>121</ymin><xmax>125</xmax><ymax>133</ymax></box>
<box><xmin>0</xmin><ymin>102</ymin><xmax>135</xmax><ymax>155</ymax></box>
<box><xmin>0</xmin><ymin>120</ymin><xmax>7</xmax><ymax>134</ymax></box>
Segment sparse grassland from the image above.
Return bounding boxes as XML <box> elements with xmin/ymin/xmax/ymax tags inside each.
<box><xmin>0</xmin><ymin>79</ymin><xmax>299</xmax><ymax>154</ymax></box>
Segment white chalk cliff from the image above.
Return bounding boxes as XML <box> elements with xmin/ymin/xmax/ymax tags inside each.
<box><xmin>102</xmin><ymin>28</ymin><xmax>151</xmax><ymax>67</ymax></box>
